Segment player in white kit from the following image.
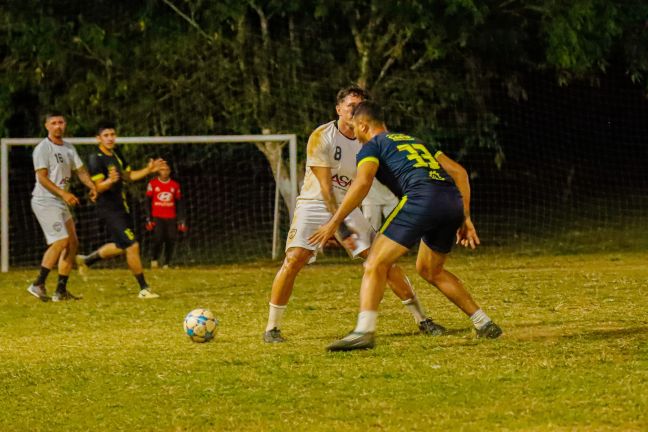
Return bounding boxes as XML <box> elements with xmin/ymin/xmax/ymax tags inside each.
<box><xmin>27</xmin><ymin>113</ymin><xmax>97</xmax><ymax>302</ymax></box>
<box><xmin>263</xmin><ymin>86</ymin><xmax>445</xmax><ymax>343</ymax></box>
<box><xmin>362</xmin><ymin>179</ymin><xmax>399</xmax><ymax>231</ymax></box>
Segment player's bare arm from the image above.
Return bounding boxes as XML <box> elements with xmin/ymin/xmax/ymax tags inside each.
<box><xmin>310</xmin><ymin>165</ymin><xmax>338</xmax><ymax>214</ymax></box>
<box><xmin>94</xmin><ymin>167</ymin><xmax>120</xmax><ymax>194</ymax></box>
<box><xmin>125</xmin><ymin>158</ymin><xmax>167</xmax><ymax>182</ymax></box>
<box><xmin>75</xmin><ymin>166</ymin><xmax>98</xmax><ymax>202</ymax></box>
<box><xmin>437</xmin><ymin>153</ymin><xmax>480</xmax><ymax>249</ymax></box>
<box><xmin>35</xmin><ymin>168</ymin><xmax>80</xmax><ymax>206</ymax></box>
<box><xmin>309</xmin><ymin>161</ymin><xmax>378</xmax><ymax>248</ymax></box>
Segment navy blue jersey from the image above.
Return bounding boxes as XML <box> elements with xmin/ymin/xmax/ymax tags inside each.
<box><xmin>356</xmin><ymin>132</ymin><xmax>454</xmax><ymax>198</ymax></box>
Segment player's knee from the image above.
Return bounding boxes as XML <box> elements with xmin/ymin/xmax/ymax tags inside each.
<box><xmin>52</xmin><ymin>236</ymin><xmax>70</xmax><ymax>251</ymax></box>
<box><xmin>363</xmin><ymin>258</ymin><xmax>390</xmax><ymax>276</ymax></box>
<box><xmin>126</xmin><ymin>241</ymin><xmax>140</xmax><ymax>253</ymax></box>
<box><xmin>282</xmin><ymin>250</ymin><xmax>309</xmax><ymax>272</ymax></box>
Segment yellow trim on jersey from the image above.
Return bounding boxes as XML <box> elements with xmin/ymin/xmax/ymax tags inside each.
<box><xmin>434</xmin><ymin>150</ymin><xmax>444</xmax><ymax>158</ymax></box>
<box><xmin>380</xmin><ymin>195</ymin><xmax>408</xmax><ymax>234</ymax></box>
<box><xmin>357</xmin><ymin>156</ymin><xmax>379</xmax><ymax>168</ymax></box>
<box><xmin>92</xmin><ymin>173</ymin><xmax>105</xmax><ymax>182</ymax></box>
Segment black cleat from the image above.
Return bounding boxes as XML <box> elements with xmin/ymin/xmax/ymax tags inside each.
<box><xmin>263</xmin><ymin>327</ymin><xmax>285</xmax><ymax>343</ymax></box>
<box><xmin>52</xmin><ymin>290</ymin><xmax>83</xmax><ymax>302</ymax></box>
<box><xmin>476</xmin><ymin>321</ymin><xmax>503</xmax><ymax>339</ymax></box>
<box><xmin>418</xmin><ymin>318</ymin><xmax>446</xmax><ymax>336</ymax></box>
<box><xmin>27</xmin><ymin>284</ymin><xmax>50</xmax><ymax>302</ymax></box>
<box><xmin>327</xmin><ymin>331</ymin><xmax>375</xmax><ymax>352</ymax></box>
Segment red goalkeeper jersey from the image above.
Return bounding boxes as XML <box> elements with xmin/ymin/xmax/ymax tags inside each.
<box><xmin>146</xmin><ymin>178</ymin><xmax>182</xmax><ymax>219</ymax></box>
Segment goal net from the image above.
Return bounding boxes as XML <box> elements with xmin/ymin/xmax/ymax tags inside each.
<box><xmin>1</xmin><ymin>135</ymin><xmax>297</xmax><ymax>272</ymax></box>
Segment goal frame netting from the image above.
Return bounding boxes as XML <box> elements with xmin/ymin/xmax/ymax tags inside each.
<box><xmin>1</xmin><ymin>134</ymin><xmax>298</xmax><ymax>272</ymax></box>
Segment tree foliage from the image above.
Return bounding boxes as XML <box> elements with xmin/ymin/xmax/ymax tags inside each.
<box><xmin>1</xmin><ymin>0</ymin><xmax>646</xmax><ymax>152</ymax></box>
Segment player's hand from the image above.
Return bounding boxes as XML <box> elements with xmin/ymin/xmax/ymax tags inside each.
<box><xmin>456</xmin><ymin>217</ymin><xmax>480</xmax><ymax>250</ymax></box>
<box><xmin>61</xmin><ymin>191</ymin><xmax>80</xmax><ymax>207</ymax></box>
<box><xmin>148</xmin><ymin>158</ymin><xmax>167</xmax><ymax>174</ymax></box>
<box><xmin>145</xmin><ymin>219</ymin><xmax>156</xmax><ymax>231</ymax></box>
<box><xmin>88</xmin><ymin>186</ymin><xmax>98</xmax><ymax>202</ymax></box>
<box><xmin>177</xmin><ymin>223</ymin><xmax>188</xmax><ymax>233</ymax></box>
<box><xmin>108</xmin><ymin>166</ymin><xmax>120</xmax><ymax>183</ymax></box>
<box><xmin>308</xmin><ymin>219</ymin><xmax>340</xmax><ymax>249</ymax></box>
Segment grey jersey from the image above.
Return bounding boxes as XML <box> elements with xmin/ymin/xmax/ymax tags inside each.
<box><xmin>32</xmin><ymin>137</ymin><xmax>83</xmax><ymax>201</ymax></box>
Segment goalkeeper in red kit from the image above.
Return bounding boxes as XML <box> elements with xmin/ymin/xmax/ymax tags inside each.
<box><xmin>145</xmin><ymin>164</ymin><xmax>187</xmax><ymax>268</ymax></box>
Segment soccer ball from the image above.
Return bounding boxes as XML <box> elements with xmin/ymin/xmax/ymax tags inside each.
<box><xmin>183</xmin><ymin>308</ymin><xmax>218</xmax><ymax>343</ymax></box>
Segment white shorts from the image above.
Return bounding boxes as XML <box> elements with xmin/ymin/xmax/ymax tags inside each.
<box><xmin>286</xmin><ymin>199</ymin><xmax>375</xmax><ymax>262</ymax></box>
<box><xmin>31</xmin><ymin>197</ymin><xmax>72</xmax><ymax>245</ymax></box>
<box><xmin>361</xmin><ymin>202</ymin><xmax>398</xmax><ymax>232</ymax></box>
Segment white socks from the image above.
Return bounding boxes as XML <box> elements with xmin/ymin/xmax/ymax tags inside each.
<box><xmin>353</xmin><ymin>310</ymin><xmax>378</xmax><ymax>333</ymax></box>
<box><xmin>470</xmin><ymin>308</ymin><xmax>492</xmax><ymax>330</ymax></box>
<box><xmin>402</xmin><ymin>295</ymin><xmax>426</xmax><ymax>323</ymax></box>
<box><xmin>266</xmin><ymin>303</ymin><xmax>287</xmax><ymax>331</ymax></box>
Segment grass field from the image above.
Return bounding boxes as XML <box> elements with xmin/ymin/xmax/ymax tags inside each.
<box><xmin>1</xmin><ymin>251</ymin><xmax>647</xmax><ymax>431</ymax></box>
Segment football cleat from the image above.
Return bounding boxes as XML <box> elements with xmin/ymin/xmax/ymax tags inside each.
<box><xmin>75</xmin><ymin>255</ymin><xmax>89</xmax><ymax>281</ymax></box>
<box><xmin>52</xmin><ymin>290</ymin><xmax>83</xmax><ymax>302</ymax></box>
<box><xmin>263</xmin><ymin>327</ymin><xmax>286</xmax><ymax>343</ymax></box>
<box><xmin>138</xmin><ymin>288</ymin><xmax>160</xmax><ymax>299</ymax></box>
<box><xmin>27</xmin><ymin>284</ymin><xmax>50</xmax><ymax>302</ymax></box>
<box><xmin>327</xmin><ymin>331</ymin><xmax>375</xmax><ymax>352</ymax></box>
<box><xmin>418</xmin><ymin>318</ymin><xmax>446</xmax><ymax>336</ymax></box>
<box><xmin>476</xmin><ymin>321</ymin><xmax>503</xmax><ymax>339</ymax></box>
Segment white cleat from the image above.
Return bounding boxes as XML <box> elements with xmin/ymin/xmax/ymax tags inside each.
<box><xmin>138</xmin><ymin>288</ymin><xmax>160</xmax><ymax>299</ymax></box>
<box><xmin>27</xmin><ymin>284</ymin><xmax>50</xmax><ymax>302</ymax></box>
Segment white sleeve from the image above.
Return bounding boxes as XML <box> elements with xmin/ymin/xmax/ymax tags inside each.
<box><xmin>306</xmin><ymin>126</ymin><xmax>333</xmax><ymax>168</ymax></box>
<box><xmin>32</xmin><ymin>144</ymin><xmax>49</xmax><ymax>171</ymax></box>
<box><xmin>71</xmin><ymin>146</ymin><xmax>84</xmax><ymax>170</ymax></box>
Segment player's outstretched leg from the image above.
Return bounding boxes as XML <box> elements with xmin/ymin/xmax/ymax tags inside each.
<box><xmin>75</xmin><ymin>243</ymin><xmax>124</xmax><ymax>280</ymax></box>
<box><xmin>328</xmin><ymin>235</ymin><xmax>408</xmax><ymax>352</ymax></box>
<box><xmin>264</xmin><ymin>247</ymin><xmax>313</xmax><ymax>343</ymax></box>
<box><xmin>415</xmin><ymin>242</ymin><xmax>502</xmax><ymax>339</ymax></box>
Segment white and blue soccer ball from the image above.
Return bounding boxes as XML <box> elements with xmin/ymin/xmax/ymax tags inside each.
<box><xmin>183</xmin><ymin>308</ymin><xmax>218</xmax><ymax>343</ymax></box>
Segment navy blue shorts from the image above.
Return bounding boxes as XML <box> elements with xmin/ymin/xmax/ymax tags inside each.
<box><xmin>99</xmin><ymin>208</ymin><xmax>137</xmax><ymax>249</ymax></box>
<box><xmin>380</xmin><ymin>186</ymin><xmax>464</xmax><ymax>253</ymax></box>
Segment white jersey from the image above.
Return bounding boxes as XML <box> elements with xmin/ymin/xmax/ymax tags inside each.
<box><xmin>32</xmin><ymin>137</ymin><xmax>83</xmax><ymax>201</ymax></box>
<box><xmin>363</xmin><ymin>179</ymin><xmax>398</xmax><ymax>206</ymax></box>
<box><xmin>299</xmin><ymin>120</ymin><xmax>361</xmax><ymax>203</ymax></box>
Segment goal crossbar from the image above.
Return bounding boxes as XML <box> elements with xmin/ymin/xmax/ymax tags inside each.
<box><xmin>1</xmin><ymin>134</ymin><xmax>298</xmax><ymax>272</ymax></box>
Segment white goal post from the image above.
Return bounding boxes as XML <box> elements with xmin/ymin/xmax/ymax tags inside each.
<box><xmin>1</xmin><ymin>134</ymin><xmax>297</xmax><ymax>272</ymax></box>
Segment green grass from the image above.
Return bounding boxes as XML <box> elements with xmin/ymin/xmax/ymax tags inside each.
<box><xmin>1</xmin><ymin>251</ymin><xmax>647</xmax><ymax>431</ymax></box>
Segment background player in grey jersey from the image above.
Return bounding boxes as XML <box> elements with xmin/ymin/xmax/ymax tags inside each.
<box><xmin>28</xmin><ymin>112</ymin><xmax>97</xmax><ymax>302</ymax></box>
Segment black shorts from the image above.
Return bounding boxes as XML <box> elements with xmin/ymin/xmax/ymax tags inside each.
<box><xmin>153</xmin><ymin>217</ymin><xmax>178</xmax><ymax>242</ymax></box>
<box><xmin>380</xmin><ymin>186</ymin><xmax>464</xmax><ymax>253</ymax></box>
<box><xmin>98</xmin><ymin>208</ymin><xmax>136</xmax><ymax>249</ymax></box>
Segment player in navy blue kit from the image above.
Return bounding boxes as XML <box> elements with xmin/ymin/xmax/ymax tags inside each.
<box><xmin>310</xmin><ymin>101</ymin><xmax>502</xmax><ymax>351</ymax></box>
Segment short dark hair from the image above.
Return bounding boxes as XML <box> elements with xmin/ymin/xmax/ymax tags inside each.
<box><xmin>96</xmin><ymin>120</ymin><xmax>116</xmax><ymax>135</ymax></box>
<box><xmin>352</xmin><ymin>101</ymin><xmax>385</xmax><ymax>124</ymax></box>
<box><xmin>44</xmin><ymin>112</ymin><xmax>65</xmax><ymax>122</ymax></box>
<box><xmin>336</xmin><ymin>85</ymin><xmax>370</xmax><ymax>105</ymax></box>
